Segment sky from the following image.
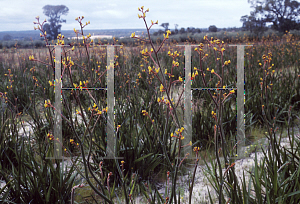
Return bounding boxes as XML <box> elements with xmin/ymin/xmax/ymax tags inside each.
<box><xmin>0</xmin><ymin>0</ymin><xmax>253</xmax><ymax>32</ymax></box>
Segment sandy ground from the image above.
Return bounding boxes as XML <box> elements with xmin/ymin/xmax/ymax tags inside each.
<box><xmin>128</xmin><ymin>125</ymin><xmax>300</xmax><ymax>203</ymax></box>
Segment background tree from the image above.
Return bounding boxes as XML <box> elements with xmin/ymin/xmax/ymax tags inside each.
<box><xmin>208</xmin><ymin>25</ymin><xmax>218</xmax><ymax>32</ymax></box>
<box><xmin>179</xmin><ymin>27</ymin><xmax>186</xmax><ymax>34</ymax></box>
<box><xmin>187</xmin><ymin>27</ymin><xmax>196</xmax><ymax>33</ymax></box>
<box><xmin>42</xmin><ymin>5</ymin><xmax>69</xmax><ymax>40</ymax></box>
<box><xmin>174</xmin><ymin>24</ymin><xmax>178</xmax><ymax>34</ymax></box>
<box><xmin>157</xmin><ymin>30</ymin><xmax>164</xmax><ymax>35</ymax></box>
<box><xmin>240</xmin><ymin>14</ymin><xmax>268</xmax><ymax>33</ymax></box>
<box><xmin>2</xmin><ymin>34</ymin><xmax>12</xmax><ymax>41</ymax></box>
<box><xmin>160</xmin><ymin>22</ymin><xmax>169</xmax><ymax>31</ymax></box>
<box><xmin>23</xmin><ymin>37</ymin><xmax>31</xmax><ymax>41</ymax></box>
<box><xmin>247</xmin><ymin>0</ymin><xmax>300</xmax><ymax>32</ymax></box>
<box><xmin>195</xmin><ymin>28</ymin><xmax>201</xmax><ymax>33</ymax></box>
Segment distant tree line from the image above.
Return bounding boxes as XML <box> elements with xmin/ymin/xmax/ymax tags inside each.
<box><xmin>153</xmin><ymin>26</ymin><xmax>202</xmax><ymax>36</ymax></box>
<box><xmin>152</xmin><ymin>24</ymin><xmax>246</xmax><ymax>36</ymax></box>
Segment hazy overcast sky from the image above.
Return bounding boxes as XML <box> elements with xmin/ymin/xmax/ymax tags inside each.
<box><xmin>0</xmin><ymin>0</ymin><xmax>253</xmax><ymax>32</ymax></box>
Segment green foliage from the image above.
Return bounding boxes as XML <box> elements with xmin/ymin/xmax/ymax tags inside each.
<box><xmin>0</xmin><ymin>135</ymin><xmax>79</xmax><ymax>203</ymax></box>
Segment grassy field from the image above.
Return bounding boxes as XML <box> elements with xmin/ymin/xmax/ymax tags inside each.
<box><xmin>1</xmin><ymin>9</ymin><xmax>300</xmax><ymax>204</ymax></box>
